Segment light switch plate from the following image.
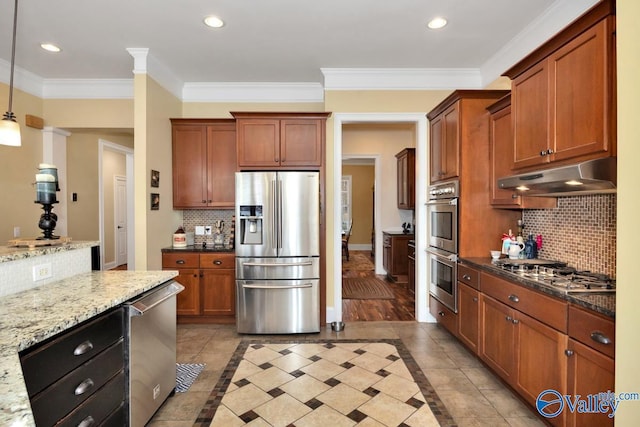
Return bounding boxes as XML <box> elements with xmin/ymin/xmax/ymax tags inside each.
<box><xmin>195</xmin><ymin>226</ymin><xmax>205</xmax><ymax>235</ymax></box>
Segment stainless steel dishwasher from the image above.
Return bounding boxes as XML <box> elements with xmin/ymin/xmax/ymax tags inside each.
<box><xmin>125</xmin><ymin>280</ymin><xmax>184</xmax><ymax>427</ymax></box>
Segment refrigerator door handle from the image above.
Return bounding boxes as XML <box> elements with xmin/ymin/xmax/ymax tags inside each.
<box><xmin>278</xmin><ymin>178</ymin><xmax>283</xmax><ymax>251</ymax></box>
<box><xmin>242</xmin><ymin>283</ymin><xmax>314</xmax><ymax>290</ymax></box>
<box><xmin>272</xmin><ymin>179</ymin><xmax>278</xmax><ymax>250</ymax></box>
<box><xmin>242</xmin><ymin>261</ymin><xmax>314</xmax><ymax>267</ymax></box>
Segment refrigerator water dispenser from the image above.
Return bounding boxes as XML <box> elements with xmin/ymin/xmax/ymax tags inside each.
<box><xmin>239</xmin><ymin>205</ymin><xmax>263</xmax><ymax>245</ymax></box>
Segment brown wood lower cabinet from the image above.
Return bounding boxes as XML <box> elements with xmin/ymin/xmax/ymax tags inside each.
<box><xmin>429</xmin><ymin>295</ymin><xmax>457</xmax><ymax>337</ymax></box>
<box><xmin>162</xmin><ymin>252</ymin><xmax>235</xmax><ymax>323</ymax></box>
<box><xmin>382</xmin><ymin>232</ymin><xmax>413</xmax><ymax>282</ymax></box>
<box><xmin>457</xmin><ymin>282</ymin><xmax>479</xmax><ymax>354</ymax></box>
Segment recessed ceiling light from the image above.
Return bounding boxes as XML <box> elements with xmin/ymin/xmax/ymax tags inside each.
<box><xmin>41</xmin><ymin>43</ymin><xmax>61</xmax><ymax>53</ymax></box>
<box><xmin>204</xmin><ymin>15</ymin><xmax>225</xmax><ymax>28</ymax></box>
<box><xmin>427</xmin><ymin>17</ymin><xmax>447</xmax><ymax>29</ymax></box>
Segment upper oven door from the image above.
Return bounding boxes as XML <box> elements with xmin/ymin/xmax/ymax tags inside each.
<box><xmin>426</xmin><ymin>197</ymin><xmax>458</xmax><ymax>254</ymax></box>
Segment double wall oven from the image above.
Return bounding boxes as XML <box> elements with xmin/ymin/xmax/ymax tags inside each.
<box><xmin>426</xmin><ymin>180</ymin><xmax>459</xmax><ymax>313</ymax></box>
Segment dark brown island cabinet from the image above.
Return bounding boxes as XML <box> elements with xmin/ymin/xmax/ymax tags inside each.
<box><xmin>382</xmin><ymin>232</ymin><xmax>414</xmax><ymax>283</ymax></box>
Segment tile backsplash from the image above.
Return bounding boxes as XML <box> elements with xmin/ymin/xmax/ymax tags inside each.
<box><xmin>182</xmin><ymin>210</ymin><xmax>235</xmax><ymax>248</ymax></box>
<box><xmin>523</xmin><ymin>194</ymin><xmax>616</xmax><ymax>277</ymax></box>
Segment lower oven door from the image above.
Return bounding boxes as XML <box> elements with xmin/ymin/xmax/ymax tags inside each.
<box><xmin>427</xmin><ymin>248</ymin><xmax>458</xmax><ymax>313</ymax></box>
<box><xmin>236</xmin><ymin>279</ymin><xmax>320</xmax><ymax>334</ymax></box>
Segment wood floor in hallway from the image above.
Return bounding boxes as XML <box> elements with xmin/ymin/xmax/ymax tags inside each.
<box><xmin>341</xmin><ymin>251</ymin><xmax>415</xmax><ymax>321</ymax></box>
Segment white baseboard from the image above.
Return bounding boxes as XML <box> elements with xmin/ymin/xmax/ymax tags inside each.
<box><xmin>326</xmin><ymin>306</ymin><xmax>337</xmax><ymax>323</ymax></box>
<box><xmin>103</xmin><ymin>261</ymin><xmax>116</xmax><ymax>271</ymax></box>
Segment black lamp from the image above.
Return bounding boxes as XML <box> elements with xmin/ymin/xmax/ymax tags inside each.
<box><xmin>0</xmin><ymin>0</ymin><xmax>21</xmax><ymax>147</ymax></box>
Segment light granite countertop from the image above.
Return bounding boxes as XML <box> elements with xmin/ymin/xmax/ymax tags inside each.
<box><xmin>0</xmin><ymin>269</ymin><xmax>178</xmax><ymax>426</ymax></box>
<box><xmin>0</xmin><ymin>240</ymin><xmax>99</xmax><ymax>264</ymax></box>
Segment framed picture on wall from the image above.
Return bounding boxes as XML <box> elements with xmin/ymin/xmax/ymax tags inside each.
<box><xmin>151</xmin><ymin>170</ymin><xmax>160</xmax><ymax>187</ymax></box>
<box><xmin>151</xmin><ymin>193</ymin><xmax>160</xmax><ymax>210</ymax></box>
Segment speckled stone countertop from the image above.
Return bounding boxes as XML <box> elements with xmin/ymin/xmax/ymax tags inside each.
<box><xmin>161</xmin><ymin>245</ymin><xmax>234</xmax><ymax>253</ymax></box>
<box><xmin>460</xmin><ymin>257</ymin><xmax>615</xmax><ymax>318</ymax></box>
<box><xmin>0</xmin><ymin>240</ymin><xmax>99</xmax><ymax>264</ymax></box>
<box><xmin>0</xmin><ymin>270</ymin><xmax>178</xmax><ymax>426</ymax></box>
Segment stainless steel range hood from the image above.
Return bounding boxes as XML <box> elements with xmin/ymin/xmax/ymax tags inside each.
<box><xmin>497</xmin><ymin>157</ymin><xmax>616</xmax><ymax>196</ymax></box>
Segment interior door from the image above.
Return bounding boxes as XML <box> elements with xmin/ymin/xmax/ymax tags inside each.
<box><xmin>115</xmin><ymin>175</ymin><xmax>127</xmax><ymax>267</ymax></box>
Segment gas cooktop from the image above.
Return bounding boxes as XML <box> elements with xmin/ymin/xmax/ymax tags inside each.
<box><xmin>492</xmin><ymin>259</ymin><xmax>616</xmax><ymax>294</ymax></box>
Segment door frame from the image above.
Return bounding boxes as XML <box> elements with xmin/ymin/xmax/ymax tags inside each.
<box><xmin>332</xmin><ymin>113</ymin><xmax>430</xmax><ymax>323</ymax></box>
<box><xmin>99</xmin><ymin>139</ymin><xmax>134</xmax><ymax>270</ymax></box>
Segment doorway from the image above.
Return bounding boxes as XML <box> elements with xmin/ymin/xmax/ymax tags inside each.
<box><xmin>114</xmin><ymin>175</ymin><xmax>128</xmax><ymax>268</ymax></box>
<box><xmin>332</xmin><ymin>113</ymin><xmax>429</xmax><ymax>324</ymax></box>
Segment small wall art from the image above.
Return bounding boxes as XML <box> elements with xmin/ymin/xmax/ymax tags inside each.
<box><xmin>151</xmin><ymin>169</ymin><xmax>160</xmax><ymax>187</ymax></box>
<box><xmin>151</xmin><ymin>193</ymin><xmax>160</xmax><ymax>210</ymax></box>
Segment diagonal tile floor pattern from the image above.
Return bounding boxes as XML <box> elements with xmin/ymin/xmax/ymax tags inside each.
<box><xmin>198</xmin><ymin>339</ymin><xmax>453</xmax><ymax>427</ymax></box>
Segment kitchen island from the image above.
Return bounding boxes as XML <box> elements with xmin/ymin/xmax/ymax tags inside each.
<box><xmin>0</xmin><ymin>269</ymin><xmax>178</xmax><ymax>426</ymax></box>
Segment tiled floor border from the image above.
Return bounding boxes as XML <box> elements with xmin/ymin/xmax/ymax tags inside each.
<box><xmin>194</xmin><ymin>338</ymin><xmax>457</xmax><ymax>427</ymax></box>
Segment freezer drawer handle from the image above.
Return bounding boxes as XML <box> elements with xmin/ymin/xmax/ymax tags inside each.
<box><xmin>77</xmin><ymin>416</ymin><xmax>96</xmax><ymax>427</ymax></box>
<box><xmin>243</xmin><ymin>261</ymin><xmax>313</xmax><ymax>267</ymax></box>
<box><xmin>73</xmin><ymin>340</ymin><xmax>94</xmax><ymax>356</ymax></box>
<box><xmin>243</xmin><ymin>283</ymin><xmax>314</xmax><ymax>290</ymax></box>
<box><xmin>128</xmin><ymin>282</ymin><xmax>185</xmax><ymax>316</ymax></box>
<box><xmin>74</xmin><ymin>378</ymin><xmax>95</xmax><ymax>396</ymax></box>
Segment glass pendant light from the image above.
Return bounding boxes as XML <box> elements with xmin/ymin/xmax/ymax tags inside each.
<box><xmin>0</xmin><ymin>0</ymin><xmax>21</xmax><ymax>147</ymax></box>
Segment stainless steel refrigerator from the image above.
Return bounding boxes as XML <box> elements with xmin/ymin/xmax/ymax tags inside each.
<box><xmin>235</xmin><ymin>171</ymin><xmax>320</xmax><ymax>334</ymax></box>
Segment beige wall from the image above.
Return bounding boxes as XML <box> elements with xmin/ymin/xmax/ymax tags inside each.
<box><xmin>182</xmin><ymin>102</ymin><xmax>324</xmax><ymax>118</ymax></box>
<box><xmin>615</xmin><ymin>0</ymin><xmax>639</xmax><ymax>424</ymax></box>
<box><xmin>0</xmin><ymin>87</ymin><xmax>46</xmax><ymax>242</ymax></box>
<box><xmin>341</xmin><ymin>165</ymin><xmax>374</xmax><ymax>245</ymax></box>
<box><xmin>43</xmin><ymin>99</ymin><xmax>133</xmax><ymax>129</ymax></box>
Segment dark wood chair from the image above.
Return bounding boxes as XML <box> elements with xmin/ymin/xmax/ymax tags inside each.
<box><xmin>342</xmin><ymin>222</ymin><xmax>353</xmax><ymax>260</ymax></box>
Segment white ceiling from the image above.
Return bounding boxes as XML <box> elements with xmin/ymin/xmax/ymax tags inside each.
<box><xmin>0</xmin><ymin>0</ymin><xmax>599</xmax><ymax>99</ymax></box>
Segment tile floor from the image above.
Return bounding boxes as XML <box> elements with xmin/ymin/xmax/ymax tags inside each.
<box><xmin>148</xmin><ymin>322</ymin><xmax>547</xmax><ymax>427</ymax></box>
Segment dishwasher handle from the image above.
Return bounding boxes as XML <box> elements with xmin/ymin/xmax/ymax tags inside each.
<box><xmin>128</xmin><ymin>281</ymin><xmax>184</xmax><ymax>316</ymax></box>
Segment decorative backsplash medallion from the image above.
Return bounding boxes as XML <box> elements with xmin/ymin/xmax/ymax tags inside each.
<box><xmin>523</xmin><ymin>194</ymin><xmax>616</xmax><ymax>277</ymax></box>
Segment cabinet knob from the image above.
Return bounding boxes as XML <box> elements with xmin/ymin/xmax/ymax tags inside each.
<box><xmin>506</xmin><ymin>316</ymin><xmax>512</xmax><ymax>322</ymax></box>
<box><xmin>73</xmin><ymin>340</ymin><xmax>94</xmax><ymax>356</ymax></box>
<box><xmin>512</xmin><ymin>318</ymin><xmax>520</xmax><ymax>324</ymax></box>
<box><xmin>438</xmin><ymin>311</ymin><xmax>445</xmax><ymax>317</ymax></box>
<box><xmin>213</xmin><ymin>260</ymin><xmax>222</xmax><ymax>265</ymax></box>
<box><xmin>540</xmin><ymin>150</ymin><xmax>546</xmax><ymax>156</ymax></box>
<box><xmin>564</xmin><ymin>349</ymin><xmax>574</xmax><ymax>357</ymax></box>
<box><xmin>74</xmin><ymin>378</ymin><xmax>95</xmax><ymax>396</ymax></box>
<box><xmin>547</xmin><ymin>149</ymin><xmax>554</xmax><ymax>155</ymax></box>
<box><xmin>202</xmin><ymin>200</ymin><xmax>207</xmax><ymax>204</ymax></box>
<box><xmin>512</xmin><ymin>193</ymin><xmax>519</xmax><ymax>199</ymax></box>
<box><xmin>590</xmin><ymin>331</ymin><xmax>612</xmax><ymax>345</ymax></box>
<box><xmin>508</xmin><ymin>294</ymin><xmax>520</xmax><ymax>303</ymax></box>
<box><xmin>472</xmin><ymin>297</ymin><xmax>478</xmax><ymax>302</ymax></box>
<box><xmin>176</xmin><ymin>259</ymin><xmax>186</xmax><ymax>265</ymax></box>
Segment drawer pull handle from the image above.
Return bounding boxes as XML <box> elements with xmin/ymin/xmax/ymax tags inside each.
<box><xmin>74</xmin><ymin>378</ymin><xmax>95</xmax><ymax>395</ymax></box>
<box><xmin>462</xmin><ymin>274</ymin><xmax>471</xmax><ymax>280</ymax></box>
<box><xmin>564</xmin><ymin>349</ymin><xmax>574</xmax><ymax>357</ymax></box>
<box><xmin>591</xmin><ymin>331</ymin><xmax>612</xmax><ymax>345</ymax></box>
<box><xmin>73</xmin><ymin>340</ymin><xmax>94</xmax><ymax>356</ymax></box>
<box><xmin>213</xmin><ymin>260</ymin><xmax>222</xmax><ymax>265</ymax></box>
<box><xmin>176</xmin><ymin>260</ymin><xmax>186</xmax><ymax>265</ymax></box>
<box><xmin>77</xmin><ymin>416</ymin><xmax>96</xmax><ymax>427</ymax></box>
<box><xmin>438</xmin><ymin>311</ymin><xmax>445</xmax><ymax>317</ymax></box>
<box><xmin>508</xmin><ymin>294</ymin><xmax>520</xmax><ymax>303</ymax></box>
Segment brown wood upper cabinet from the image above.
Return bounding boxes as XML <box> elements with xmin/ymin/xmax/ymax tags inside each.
<box><xmin>427</xmin><ymin>90</ymin><xmax>509</xmax><ymax>184</ymax></box>
<box><xmin>504</xmin><ymin>1</ymin><xmax>616</xmax><ymax>171</ymax></box>
<box><xmin>171</xmin><ymin>119</ymin><xmax>237</xmax><ymax>209</ymax></box>
<box><xmin>395</xmin><ymin>148</ymin><xmax>415</xmax><ymax>209</ymax></box>
<box><xmin>487</xmin><ymin>95</ymin><xmax>556</xmax><ymax>209</ymax></box>
<box><xmin>232</xmin><ymin>112</ymin><xmax>330</xmax><ymax>168</ymax></box>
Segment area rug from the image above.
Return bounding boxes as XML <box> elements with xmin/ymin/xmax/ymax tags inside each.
<box><xmin>193</xmin><ymin>339</ymin><xmax>455</xmax><ymax>427</ymax></box>
<box><xmin>175</xmin><ymin>363</ymin><xmax>206</xmax><ymax>393</ymax></box>
<box><xmin>342</xmin><ymin>251</ymin><xmax>375</xmax><ymax>271</ymax></box>
<box><xmin>342</xmin><ymin>277</ymin><xmax>395</xmax><ymax>300</ymax></box>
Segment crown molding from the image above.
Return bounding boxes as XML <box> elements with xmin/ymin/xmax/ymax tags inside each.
<box><xmin>321</xmin><ymin>68</ymin><xmax>482</xmax><ymax>90</ymax></box>
<box><xmin>182</xmin><ymin>82</ymin><xmax>324</xmax><ymax>103</ymax></box>
<box><xmin>0</xmin><ymin>58</ymin><xmax>45</xmax><ymax>98</ymax></box>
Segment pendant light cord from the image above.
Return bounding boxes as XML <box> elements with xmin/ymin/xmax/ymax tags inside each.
<box><xmin>7</xmin><ymin>0</ymin><xmax>18</xmax><ymax>114</ymax></box>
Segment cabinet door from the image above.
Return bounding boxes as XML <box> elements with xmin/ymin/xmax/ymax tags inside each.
<box><xmin>206</xmin><ymin>124</ymin><xmax>237</xmax><ymax>207</ymax></box>
<box><xmin>174</xmin><ymin>269</ymin><xmax>201</xmax><ymax>316</ymax></box>
<box><xmin>550</xmin><ymin>19</ymin><xmax>611</xmax><ymax>163</ymax></box>
<box><xmin>280</xmin><ymin>119</ymin><xmax>322</xmax><ymax>166</ymax></box>
<box><xmin>201</xmin><ymin>269</ymin><xmax>236</xmax><ymax>316</ymax></box>
<box><xmin>396</xmin><ymin>149</ymin><xmax>415</xmax><ymax>209</ymax></box>
<box><xmin>172</xmin><ymin>125</ymin><xmax>208</xmax><ymax>207</ymax></box>
<box><xmin>237</xmin><ymin>119</ymin><xmax>280</xmax><ymax>167</ymax></box>
<box><xmin>382</xmin><ymin>234</ymin><xmax>391</xmax><ymax>274</ymax></box>
<box><xmin>441</xmin><ymin>103</ymin><xmax>460</xmax><ymax>181</ymax></box>
<box><xmin>566</xmin><ymin>338</ymin><xmax>614</xmax><ymax>427</ymax></box>
<box><xmin>457</xmin><ymin>283</ymin><xmax>479</xmax><ymax>354</ymax></box>
<box><xmin>429</xmin><ymin>114</ymin><xmax>444</xmax><ymax>183</ymax></box>
<box><xmin>480</xmin><ymin>295</ymin><xmax>515</xmax><ymax>383</ymax></box>
<box><xmin>514</xmin><ymin>311</ymin><xmax>568</xmax><ymax>413</ymax></box>
<box><xmin>512</xmin><ymin>61</ymin><xmax>550</xmax><ymax>169</ymax></box>
<box><xmin>391</xmin><ymin>236</ymin><xmax>410</xmax><ymax>276</ymax></box>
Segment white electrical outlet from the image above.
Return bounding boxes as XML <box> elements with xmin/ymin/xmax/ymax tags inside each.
<box><xmin>13</xmin><ymin>226</ymin><xmax>20</xmax><ymax>238</ymax></box>
<box><xmin>195</xmin><ymin>226</ymin><xmax>205</xmax><ymax>235</ymax></box>
<box><xmin>32</xmin><ymin>263</ymin><xmax>52</xmax><ymax>281</ymax></box>
<box><xmin>153</xmin><ymin>384</ymin><xmax>160</xmax><ymax>400</ymax></box>
<box><xmin>204</xmin><ymin>226</ymin><xmax>212</xmax><ymax>235</ymax></box>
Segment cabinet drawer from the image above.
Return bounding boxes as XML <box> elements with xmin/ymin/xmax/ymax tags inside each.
<box><xmin>56</xmin><ymin>370</ymin><xmax>125</xmax><ymax>427</ymax></box>
<box><xmin>568</xmin><ymin>305</ymin><xmax>615</xmax><ymax>358</ymax></box>
<box><xmin>200</xmin><ymin>253</ymin><xmax>235</xmax><ymax>269</ymax></box>
<box><xmin>481</xmin><ymin>272</ymin><xmax>567</xmax><ymax>332</ymax></box>
<box><xmin>430</xmin><ymin>295</ymin><xmax>458</xmax><ymax>336</ymax></box>
<box><xmin>458</xmin><ymin>264</ymin><xmax>479</xmax><ymax>290</ymax></box>
<box><xmin>162</xmin><ymin>252</ymin><xmax>199</xmax><ymax>268</ymax></box>
<box><xmin>30</xmin><ymin>340</ymin><xmax>124</xmax><ymax>427</ymax></box>
<box><xmin>20</xmin><ymin>308</ymin><xmax>124</xmax><ymax>397</ymax></box>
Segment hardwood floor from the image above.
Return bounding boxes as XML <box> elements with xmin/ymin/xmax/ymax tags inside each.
<box><xmin>342</xmin><ymin>251</ymin><xmax>415</xmax><ymax>321</ymax></box>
